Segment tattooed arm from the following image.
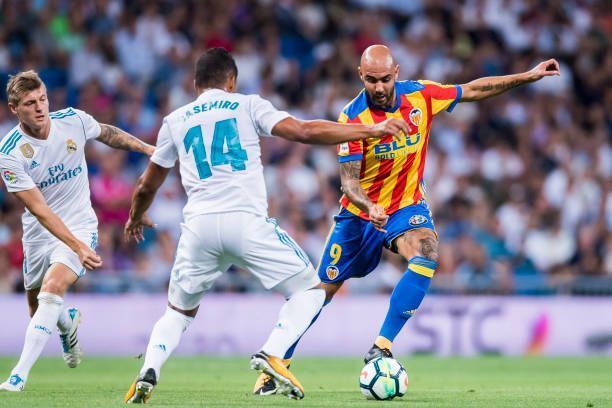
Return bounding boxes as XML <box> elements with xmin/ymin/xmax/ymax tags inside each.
<box><xmin>96</xmin><ymin>124</ymin><xmax>155</xmax><ymax>156</ymax></box>
<box><xmin>340</xmin><ymin>160</ymin><xmax>388</xmax><ymax>232</ymax></box>
<box><xmin>460</xmin><ymin>59</ymin><xmax>560</xmax><ymax>102</ymax></box>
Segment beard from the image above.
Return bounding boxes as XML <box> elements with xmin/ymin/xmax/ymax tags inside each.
<box><xmin>370</xmin><ymin>90</ymin><xmax>394</xmax><ymax>109</ymax></box>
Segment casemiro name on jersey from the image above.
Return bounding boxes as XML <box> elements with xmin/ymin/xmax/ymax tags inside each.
<box><xmin>187</xmin><ymin>100</ymin><xmax>239</xmax><ymax>118</ymax></box>
<box><xmin>37</xmin><ymin>163</ymin><xmax>83</xmax><ymax>190</ymax></box>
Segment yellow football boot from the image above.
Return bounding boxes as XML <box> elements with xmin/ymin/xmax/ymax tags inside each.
<box><xmin>250</xmin><ymin>352</ymin><xmax>303</xmax><ymax>399</ymax></box>
<box><xmin>124</xmin><ymin>368</ymin><xmax>156</xmax><ymax>404</ymax></box>
<box><xmin>253</xmin><ymin>358</ymin><xmax>291</xmax><ymax>395</ymax></box>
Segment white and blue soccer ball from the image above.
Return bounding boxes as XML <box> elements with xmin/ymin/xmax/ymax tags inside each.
<box><xmin>359</xmin><ymin>357</ymin><xmax>409</xmax><ymax>400</ymax></box>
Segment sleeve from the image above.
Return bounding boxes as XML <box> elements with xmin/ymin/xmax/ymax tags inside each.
<box><xmin>150</xmin><ymin>119</ymin><xmax>178</xmax><ymax>168</ymax></box>
<box><xmin>336</xmin><ymin>111</ymin><xmax>363</xmax><ymax>163</ymax></box>
<box><xmin>0</xmin><ymin>154</ymin><xmax>36</xmax><ymax>193</ymax></box>
<box><xmin>74</xmin><ymin>108</ymin><xmax>102</xmax><ymax>140</ymax></box>
<box><xmin>249</xmin><ymin>95</ymin><xmax>292</xmax><ymax>137</ymax></box>
<box><xmin>418</xmin><ymin>80</ymin><xmax>462</xmax><ymax>115</ymax></box>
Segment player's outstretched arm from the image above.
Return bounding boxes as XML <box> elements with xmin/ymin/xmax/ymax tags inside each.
<box><xmin>271</xmin><ymin>117</ymin><xmax>409</xmax><ymax>145</ymax></box>
<box><xmin>125</xmin><ymin>162</ymin><xmax>170</xmax><ymax>242</ymax></box>
<box><xmin>13</xmin><ymin>188</ymin><xmax>102</xmax><ymax>270</ymax></box>
<box><xmin>340</xmin><ymin>160</ymin><xmax>388</xmax><ymax>232</ymax></box>
<box><xmin>97</xmin><ymin>124</ymin><xmax>155</xmax><ymax>156</ymax></box>
<box><xmin>460</xmin><ymin>59</ymin><xmax>560</xmax><ymax>102</ymax></box>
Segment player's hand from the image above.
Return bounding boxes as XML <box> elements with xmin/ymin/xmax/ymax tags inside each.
<box><xmin>144</xmin><ymin>144</ymin><xmax>155</xmax><ymax>156</ymax></box>
<box><xmin>124</xmin><ymin>213</ymin><xmax>156</xmax><ymax>243</ymax></box>
<box><xmin>368</xmin><ymin>204</ymin><xmax>389</xmax><ymax>233</ymax></box>
<box><xmin>529</xmin><ymin>59</ymin><xmax>560</xmax><ymax>80</ymax></box>
<box><xmin>371</xmin><ymin>118</ymin><xmax>409</xmax><ymax>139</ymax></box>
<box><xmin>76</xmin><ymin>241</ymin><xmax>102</xmax><ymax>270</ymax></box>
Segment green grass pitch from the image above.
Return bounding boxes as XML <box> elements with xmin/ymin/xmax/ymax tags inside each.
<box><xmin>0</xmin><ymin>356</ymin><xmax>611</xmax><ymax>407</ymax></box>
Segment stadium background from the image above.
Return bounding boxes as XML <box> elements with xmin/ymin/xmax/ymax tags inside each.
<box><xmin>0</xmin><ymin>0</ymin><xmax>611</xmax><ymax>359</ymax></box>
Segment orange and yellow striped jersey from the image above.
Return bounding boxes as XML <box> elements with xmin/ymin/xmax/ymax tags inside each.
<box><xmin>337</xmin><ymin>80</ymin><xmax>461</xmax><ymax>220</ymax></box>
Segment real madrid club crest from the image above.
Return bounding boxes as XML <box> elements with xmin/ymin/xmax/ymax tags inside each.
<box><xmin>19</xmin><ymin>143</ymin><xmax>34</xmax><ymax>158</ymax></box>
<box><xmin>66</xmin><ymin>139</ymin><xmax>77</xmax><ymax>153</ymax></box>
<box><xmin>326</xmin><ymin>265</ymin><xmax>339</xmax><ymax>280</ymax></box>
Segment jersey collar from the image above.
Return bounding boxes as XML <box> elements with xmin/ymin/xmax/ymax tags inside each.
<box><xmin>365</xmin><ymin>86</ymin><xmax>401</xmax><ymax>113</ymax></box>
<box><xmin>18</xmin><ymin>120</ymin><xmax>54</xmax><ymax>145</ymax></box>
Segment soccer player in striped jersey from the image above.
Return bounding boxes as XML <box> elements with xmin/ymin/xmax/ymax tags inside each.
<box><xmin>0</xmin><ymin>71</ymin><xmax>154</xmax><ymax>392</ymax></box>
<box><xmin>253</xmin><ymin>44</ymin><xmax>559</xmax><ymax>394</ymax></box>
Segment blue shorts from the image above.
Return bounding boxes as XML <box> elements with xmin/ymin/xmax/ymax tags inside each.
<box><xmin>316</xmin><ymin>202</ymin><xmax>435</xmax><ymax>283</ymax></box>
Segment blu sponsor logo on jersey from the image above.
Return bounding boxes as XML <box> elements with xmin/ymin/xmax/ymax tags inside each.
<box><xmin>373</xmin><ymin>133</ymin><xmax>421</xmax><ymax>160</ymax></box>
<box><xmin>373</xmin><ymin>108</ymin><xmax>423</xmax><ymax>160</ymax></box>
<box><xmin>37</xmin><ymin>163</ymin><xmax>83</xmax><ymax>190</ymax></box>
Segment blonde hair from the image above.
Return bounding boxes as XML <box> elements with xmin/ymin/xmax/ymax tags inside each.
<box><xmin>6</xmin><ymin>70</ymin><xmax>44</xmax><ymax>106</ymax></box>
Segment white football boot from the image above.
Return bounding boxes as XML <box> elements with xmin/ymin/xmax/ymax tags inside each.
<box><xmin>0</xmin><ymin>374</ymin><xmax>25</xmax><ymax>392</ymax></box>
<box><xmin>59</xmin><ymin>308</ymin><xmax>83</xmax><ymax>368</ymax></box>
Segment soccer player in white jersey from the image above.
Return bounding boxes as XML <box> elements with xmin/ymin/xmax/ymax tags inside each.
<box><xmin>0</xmin><ymin>71</ymin><xmax>154</xmax><ymax>392</ymax></box>
<box><xmin>122</xmin><ymin>48</ymin><xmax>409</xmax><ymax>402</ymax></box>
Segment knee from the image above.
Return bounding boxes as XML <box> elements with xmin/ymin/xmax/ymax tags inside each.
<box><xmin>40</xmin><ymin>277</ymin><xmax>68</xmax><ymax>296</ymax></box>
<box><xmin>419</xmin><ymin>237</ymin><xmax>439</xmax><ymax>263</ymax></box>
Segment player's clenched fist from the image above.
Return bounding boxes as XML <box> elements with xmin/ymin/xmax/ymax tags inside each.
<box><xmin>368</xmin><ymin>204</ymin><xmax>389</xmax><ymax>233</ymax></box>
<box><xmin>371</xmin><ymin>118</ymin><xmax>408</xmax><ymax>138</ymax></box>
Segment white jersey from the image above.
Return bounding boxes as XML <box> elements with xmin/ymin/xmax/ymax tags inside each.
<box><xmin>0</xmin><ymin>108</ymin><xmax>100</xmax><ymax>244</ymax></box>
<box><xmin>151</xmin><ymin>89</ymin><xmax>290</xmax><ymax>219</ymax></box>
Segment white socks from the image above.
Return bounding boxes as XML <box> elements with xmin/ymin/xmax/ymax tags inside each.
<box><xmin>141</xmin><ymin>307</ymin><xmax>193</xmax><ymax>380</ymax></box>
<box><xmin>261</xmin><ymin>288</ymin><xmax>325</xmax><ymax>358</ymax></box>
<box><xmin>12</xmin><ymin>292</ymin><xmax>63</xmax><ymax>382</ymax></box>
<box><xmin>56</xmin><ymin>308</ymin><xmax>71</xmax><ymax>335</ymax></box>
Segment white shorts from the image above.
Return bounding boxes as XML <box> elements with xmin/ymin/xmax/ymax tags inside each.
<box><xmin>168</xmin><ymin>212</ymin><xmax>320</xmax><ymax>310</ymax></box>
<box><xmin>22</xmin><ymin>230</ymin><xmax>98</xmax><ymax>290</ymax></box>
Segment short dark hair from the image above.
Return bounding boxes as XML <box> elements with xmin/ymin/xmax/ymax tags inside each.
<box><xmin>194</xmin><ymin>48</ymin><xmax>238</xmax><ymax>88</ymax></box>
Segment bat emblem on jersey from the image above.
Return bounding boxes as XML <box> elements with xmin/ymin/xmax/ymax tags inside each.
<box><xmin>409</xmin><ymin>108</ymin><xmax>422</xmax><ymax>126</ymax></box>
<box><xmin>19</xmin><ymin>143</ymin><xmax>34</xmax><ymax>158</ymax></box>
<box><xmin>326</xmin><ymin>265</ymin><xmax>339</xmax><ymax>280</ymax></box>
<box><xmin>66</xmin><ymin>139</ymin><xmax>77</xmax><ymax>153</ymax></box>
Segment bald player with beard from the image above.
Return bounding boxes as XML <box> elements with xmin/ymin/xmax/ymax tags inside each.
<box><xmin>253</xmin><ymin>45</ymin><xmax>560</xmax><ymax>395</ymax></box>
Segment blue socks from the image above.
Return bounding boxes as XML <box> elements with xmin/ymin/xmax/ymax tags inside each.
<box><xmin>378</xmin><ymin>256</ymin><xmax>437</xmax><ymax>342</ymax></box>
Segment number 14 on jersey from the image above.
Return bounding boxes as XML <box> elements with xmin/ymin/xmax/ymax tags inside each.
<box><xmin>184</xmin><ymin>118</ymin><xmax>248</xmax><ymax>179</ymax></box>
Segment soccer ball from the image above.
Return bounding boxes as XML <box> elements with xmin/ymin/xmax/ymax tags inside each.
<box><xmin>359</xmin><ymin>357</ymin><xmax>409</xmax><ymax>400</ymax></box>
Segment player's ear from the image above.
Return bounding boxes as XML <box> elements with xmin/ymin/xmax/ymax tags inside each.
<box><xmin>394</xmin><ymin>65</ymin><xmax>399</xmax><ymax>80</ymax></box>
<box><xmin>227</xmin><ymin>75</ymin><xmax>237</xmax><ymax>93</ymax></box>
<box><xmin>358</xmin><ymin>66</ymin><xmax>363</xmax><ymax>82</ymax></box>
<box><xmin>8</xmin><ymin>102</ymin><xmax>17</xmax><ymax>115</ymax></box>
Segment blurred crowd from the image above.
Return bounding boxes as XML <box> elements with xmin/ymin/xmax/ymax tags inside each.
<box><xmin>0</xmin><ymin>0</ymin><xmax>610</xmax><ymax>295</ymax></box>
